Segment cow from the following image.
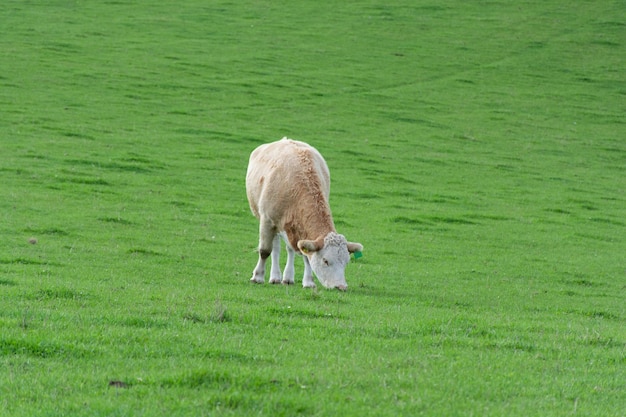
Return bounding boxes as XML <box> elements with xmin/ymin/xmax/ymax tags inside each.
<box><xmin>246</xmin><ymin>138</ymin><xmax>363</xmax><ymax>290</ymax></box>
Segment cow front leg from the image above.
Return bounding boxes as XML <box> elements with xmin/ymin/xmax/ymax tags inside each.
<box><xmin>302</xmin><ymin>256</ymin><xmax>316</xmax><ymax>288</ymax></box>
<box><xmin>269</xmin><ymin>234</ymin><xmax>282</xmax><ymax>284</ymax></box>
<box><xmin>282</xmin><ymin>244</ymin><xmax>295</xmax><ymax>285</ymax></box>
<box><xmin>251</xmin><ymin>255</ymin><xmax>267</xmax><ymax>284</ymax></box>
<box><xmin>250</xmin><ymin>219</ymin><xmax>274</xmax><ymax>284</ymax></box>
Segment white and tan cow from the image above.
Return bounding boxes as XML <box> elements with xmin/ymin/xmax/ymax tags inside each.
<box><xmin>246</xmin><ymin>138</ymin><xmax>363</xmax><ymax>290</ymax></box>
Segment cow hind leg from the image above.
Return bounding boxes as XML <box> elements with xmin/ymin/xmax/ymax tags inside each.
<box><xmin>282</xmin><ymin>243</ymin><xmax>295</xmax><ymax>285</ymax></box>
<box><xmin>250</xmin><ymin>255</ymin><xmax>266</xmax><ymax>284</ymax></box>
<box><xmin>250</xmin><ymin>218</ymin><xmax>275</xmax><ymax>284</ymax></box>
<box><xmin>269</xmin><ymin>235</ymin><xmax>282</xmax><ymax>284</ymax></box>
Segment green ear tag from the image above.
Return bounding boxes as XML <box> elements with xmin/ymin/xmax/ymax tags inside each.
<box><xmin>353</xmin><ymin>251</ymin><xmax>363</xmax><ymax>260</ymax></box>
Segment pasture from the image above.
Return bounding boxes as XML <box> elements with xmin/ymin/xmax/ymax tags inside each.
<box><xmin>1</xmin><ymin>1</ymin><xmax>624</xmax><ymax>416</ymax></box>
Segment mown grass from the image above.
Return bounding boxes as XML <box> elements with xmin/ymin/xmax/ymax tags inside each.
<box><xmin>1</xmin><ymin>1</ymin><xmax>625</xmax><ymax>416</ymax></box>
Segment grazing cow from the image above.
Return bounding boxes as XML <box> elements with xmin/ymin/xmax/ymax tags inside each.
<box><xmin>246</xmin><ymin>138</ymin><xmax>363</xmax><ymax>290</ymax></box>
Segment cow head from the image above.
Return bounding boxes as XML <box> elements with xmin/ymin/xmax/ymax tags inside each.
<box><xmin>297</xmin><ymin>232</ymin><xmax>363</xmax><ymax>291</ymax></box>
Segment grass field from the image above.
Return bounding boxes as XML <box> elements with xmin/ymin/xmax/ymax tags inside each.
<box><xmin>1</xmin><ymin>1</ymin><xmax>625</xmax><ymax>416</ymax></box>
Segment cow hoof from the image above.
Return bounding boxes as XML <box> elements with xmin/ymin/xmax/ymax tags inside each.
<box><xmin>269</xmin><ymin>279</ymin><xmax>281</xmax><ymax>285</ymax></box>
<box><xmin>335</xmin><ymin>285</ymin><xmax>347</xmax><ymax>292</ymax></box>
<box><xmin>282</xmin><ymin>280</ymin><xmax>294</xmax><ymax>286</ymax></box>
<box><xmin>303</xmin><ymin>283</ymin><xmax>316</xmax><ymax>289</ymax></box>
<box><xmin>250</xmin><ymin>277</ymin><xmax>264</xmax><ymax>284</ymax></box>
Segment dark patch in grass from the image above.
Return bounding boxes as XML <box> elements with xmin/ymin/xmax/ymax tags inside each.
<box><xmin>0</xmin><ymin>339</ymin><xmax>63</xmax><ymax>358</ymax></box>
<box><xmin>62</xmin><ymin>131</ymin><xmax>95</xmax><ymax>140</ymax></box>
<box><xmin>64</xmin><ymin>158</ymin><xmax>97</xmax><ymax>168</ymax></box>
<box><xmin>340</xmin><ymin>149</ymin><xmax>367</xmax><ymax>157</ymax></box>
<box><xmin>575</xmin><ymin>233</ymin><xmax>615</xmax><ymax>243</ymax></box>
<box><xmin>58</xmin><ymin>177</ymin><xmax>111</xmax><ymax>186</ymax></box>
<box><xmin>495</xmin><ymin>164</ymin><xmax>516</xmax><ymax>171</ymax></box>
<box><xmin>544</xmin><ymin>208</ymin><xmax>571</xmax><ymax>214</ymax></box>
<box><xmin>412</xmin><ymin>156</ymin><xmax>449</xmax><ymax>166</ymax></box>
<box><xmin>128</xmin><ymin>248</ymin><xmax>162</xmax><ymax>256</ymax></box>
<box><xmin>385</xmin><ymin>191</ymin><xmax>415</xmax><ymax>198</ymax></box>
<box><xmin>123</xmin><ymin>156</ymin><xmax>158</xmax><ymax>164</ymax></box>
<box><xmin>413</xmin><ymin>4</ymin><xmax>448</xmax><ymax>11</ymax></box>
<box><xmin>161</xmin><ymin>370</ymin><xmax>296</xmax><ymax>405</ymax></box>
<box><xmin>0</xmin><ymin>258</ymin><xmax>50</xmax><ymax>266</ymax></box>
<box><xmin>207</xmin><ymin>393</ymin><xmax>248</xmax><ymax>411</ymax></box>
<box><xmin>601</xmin><ymin>146</ymin><xmax>626</xmax><ymax>154</ymax></box>
<box><xmin>0</xmin><ymin>279</ymin><xmax>17</xmax><ymax>286</ymax></box>
<box><xmin>427</xmin><ymin>216</ymin><xmax>477</xmax><ymax>225</ymax></box>
<box><xmin>198</xmin><ymin>237</ymin><xmax>217</xmax><ymax>244</ymax></box>
<box><xmin>100</xmin><ymin>162</ymin><xmax>153</xmax><ymax>173</ymax></box>
<box><xmin>359</xmin><ymin>166</ymin><xmax>385</xmax><ymax>175</ymax></box>
<box><xmin>66</xmin><ymin>158</ymin><xmax>164</xmax><ymax>173</ymax></box>
<box><xmin>162</xmin><ymin>369</ymin><xmax>233</xmax><ymax>389</ymax></box>
<box><xmin>170</xmin><ymin>200</ymin><xmax>195</xmax><ymax>208</ymax></box>
<box><xmin>486</xmin><ymin>340</ymin><xmax>536</xmax><ymax>353</ymax></box>
<box><xmin>576</xmin><ymin>310</ymin><xmax>621</xmax><ymax>321</ymax></box>
<box><xmin>528</xmin><ymin>41</ymin><xmax>546</xmax><ymax>49</ymax></box>
<box><xmin>124</xmin><ymin>93</ymin><xmax>145</xmax><ymax>100</ymax></box>
<box><xmin>0</xmin><ymin>338</ymin><xmax>93</xmax><ymax>358</ymax></box>
<box><xmin>466</xmin><ymin>214</ymin><xmax>512</xmax><ymax>221</ymax></box>
<box><xmin>385</xmin><ymin>174</ymin><xmax>418</xmax><ymax>185</ymax></box>
<box><xmin>33</xmin><ymin>288</ymin><xmax>87</xmax><ymax>301</ymax></box>
<box><xmin>333</xmin><ymin>219</ymin><xmax>349</xmax><ymax>227</ymax></box>
<box><xmin>45</xmin><ymin>41</ymin><xmax>80</xmax><ymax>52</ymax></box>
<box><xmin>568</xmin><ymin>198</ymin><xmax>596</xmax><ymax>206</ymax></box>
<box><xmin>345</xmin><ymin>192</ymin><xmax>380</xmax><ymax>200</ymax></box>
<box><xmin>567</xmin><ymin>278</ymin><xmax>602</xmax><ymax>287</ymax></box>
<box><xmin>0</xmin><ymin>167</ymin><xmax>31</xmax><ymax>176</ymax></box>
<box><xmin>590</xmin><ymin>39</ymin><xmax>620</xmax><ymax>47</ymax></box>
<box><xmin>214</xmin><ymin>209</ymin><xmax>248</xmax><ymax>218</ymax></box>
<box><xmin>393</xmin><ymin>117</ymin><xmax>445</xmax><ymax>128</ymax></box>
<box><xmin>588</xmin><ymin>217</ymin><xmax>625</xmax><ymax>226</ymax></box>
<box><xmin>23</xmin><ymin>226</ymin><xmax>69</xmax><ymax>236</ymax></box>
<box><xmin>99</xmin><ymin>216</ymin><xmax>134</xmax><ymax>225</ymax></box>
<box><xmin>583</xmin><ymin>336</ymin><xmax>622</xmax><ymax>349</ymax></box>
<box><xmin>392</xmin><ymin>216</ymin><xmax>429</xmax><ymax>225</ymax></box>
<box><xmin>201</xmin><ymin>349</ymin><xmax>251</xmax><ymax>363</ymax></box>
<box><xmin>121</xmin><ymin>317</ymin><xmax>169</xmax><ymax>328</ymax></box>
<box><xmin>391</xmin><ymin>216</ymin><xmax>472</xmax><ymax>231</ymax></box>
<box><xmin>433</xmin><ymin>194</ymin><xmax>461</xmax><ymax>202</ymax></box>
<box><xmin>385</xmin><ymin>192</ymin><xmax>464</xmax><ymax>205</ymax></box>
<box><xmin>183</xmin><ymin>128</ymin><xmax>234</xmax><ymax>140</ymax></box>
<box><xmin>394</xmin><ymin>117</ymin><xmax>426</xmax><ymax>124</ymax></box>
<box><xmin>596</xmin><ymin>20</ymin><xmax>626</xmax><ymax>28</ymax></box>
<box><xmin>268</xmin><ymin>306</ymin><xmax>339</xmax><ymax>320</ymax></box>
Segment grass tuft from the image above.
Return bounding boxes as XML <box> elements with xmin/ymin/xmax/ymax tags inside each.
<box><xmin>210</xmin><ymin>299</ymin><xmax>229</xmax><ymax>323</ymax></box>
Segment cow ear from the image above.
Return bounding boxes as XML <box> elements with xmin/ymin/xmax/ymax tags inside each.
<box><xmin>347</xmin><ymin>242</ymin><xmax>363</xmax><ymax>253</ymax></box>
<box><xmin>298</xmin><ymin>237</ymin><xmax>324</xmax><ymax>254</ymax></box>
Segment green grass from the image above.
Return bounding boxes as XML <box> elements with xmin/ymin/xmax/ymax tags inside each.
<box><xmin>1</xmin><ymin>1</ymin><xmax>625</xmax><ymax>416</ymax></box>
